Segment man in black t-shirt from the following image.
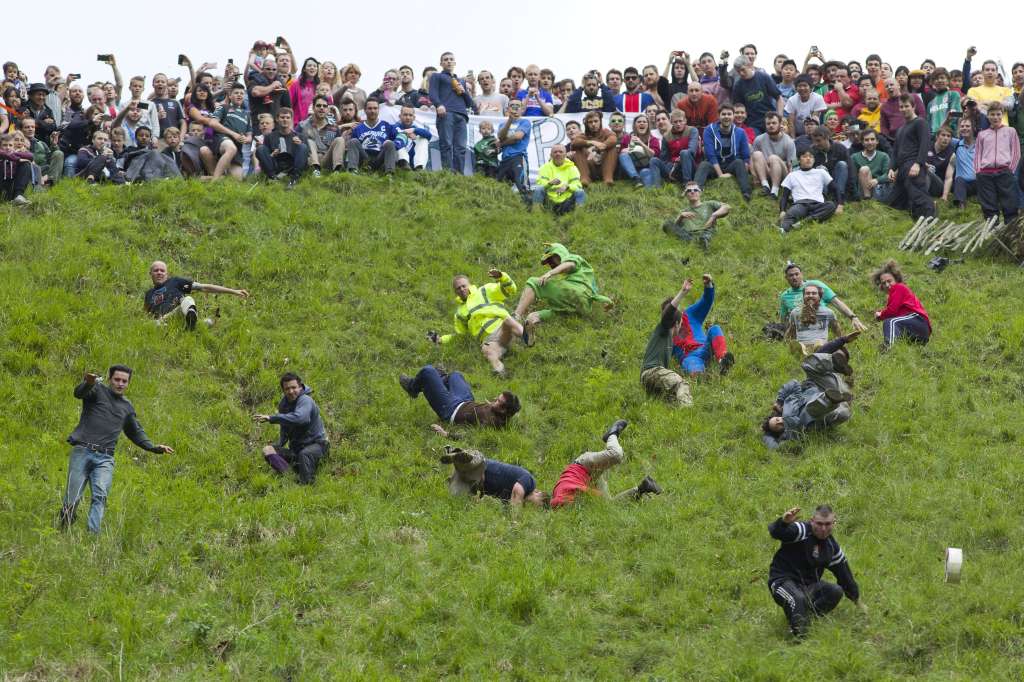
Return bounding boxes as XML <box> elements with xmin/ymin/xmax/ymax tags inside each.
<box><xmin>925</xmin><ymin>126</ymin><xmax>955</xmax><ymax>197</ymax></box>
<box><xmin>440</xmin><ymin>445</ymin><xmax>548</xmax><ymax>507</ymax></box>
<box><xmin>247</xmin><ymin>57</ymin><xmax>291</xmax><ymax>129</ymax></box>
<box><xmin>144</xmin><ymin>260</ymin><xmax>250</xmax><ymax>330</ymax></box>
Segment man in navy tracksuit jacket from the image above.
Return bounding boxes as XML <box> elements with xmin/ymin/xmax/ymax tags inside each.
<box><xmin>428</xmin><ymin>51</ymin><xmax>476</xmax><ymax>173</ymax></box>
<box><xmin>768</xmin><ymin>504</ymin><xmax>864</xmax><ymax>637</ymax></box>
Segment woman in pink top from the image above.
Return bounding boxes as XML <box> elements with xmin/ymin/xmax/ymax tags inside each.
<box><xmin>871</xmin><ymin>260</ymin><xmax>931</xmax><ymax>349</ymax></box>
<box><xmin>288</xmin><ymin>58</ymin><xmax>320</xmax><ymax>122</ymax></box>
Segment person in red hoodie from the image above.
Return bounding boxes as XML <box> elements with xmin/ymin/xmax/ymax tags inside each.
<box><xmin>871</xmin><ymin>260</ymin><xmax>931</xmax><ymax>349</ymax></box>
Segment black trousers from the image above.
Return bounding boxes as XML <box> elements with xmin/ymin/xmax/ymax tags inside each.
<box><xmin>256</xmin><ymin>145</ymin><xmax>310</xmax><ymax>180</ymax></box>
<box><xmin>976</xmin><ymin>170</ymin><xmax>1019</xmax><ymax>222</ymax></box>
<box><xmin>886</xmin><ymin>161</ymin><xmax>936</xmax><ymax>219</ymax></box>
<box><xmin>496</xmin><ymin>154</ymin><xmax>528</xmax><ymax>196</ymax></box>
<box><xmin>770</xmin><ymin>578</ymin><xmax>844</xmax><ymax>636</ymax></box>
<box><xmin>274</xmin><ymin>441</ymin><xmax>328</xmax><ymax>485</ymax></box>
<box><xmin>1</xmin><ymin>162</ymin><xmax>32</xmax><ymax>199</ymax></box>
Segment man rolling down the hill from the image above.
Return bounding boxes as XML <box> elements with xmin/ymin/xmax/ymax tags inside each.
<box><xmin>399</xmin><ymin>364</ymin><xmax>521</xmax><ymax>434</ymax></box>
<box><xmin>428</xmin><ymin>269</ymin><xmax>529</xmax><ymax>377</ymax></box>
<box><xmin>512</xmin><ymin>243</ymin><xmax>613</xmax><ymax>342</ymax></box>
<box><xmin>550</xmin><ymin>419</ymin><xmax>662</xmax><ymax>508</ymax></box>
<box><xmin>641</xmin><ymin>278</ymin><xmax>696</xmax><ymax>406</ymax></box>
<box><xmin>768</xmin><ymin>504</ymin><xmax>865</xmax><ymax>638</ymax></box>
<box><xmin>764</xmin><ymin>261</ymin><xmax>865</xmax><ymax>340</ymax></box>
<box><xmin>144</xmin><ymin>260</ymin><xmax>249</xmax><ymax>331</ymax></box>
<box><xmin>761</xmin><ymin>335</ymin><xmax>857</xmax><ymax>449</ymax></box>
<box><xmin>671</xmin><ymin>273</ymin><xmax>735</xmax><ymax>376</ymax></box>
<box><xmin>439</xmin><ymin>445</ymin><xmax>549</xmax><ymax>507</ymax></box>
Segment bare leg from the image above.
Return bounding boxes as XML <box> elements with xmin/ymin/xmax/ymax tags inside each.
<box><xmin>513</xmin><ymin>287</ymin><xmax>537</xmax><ymax>319</ymax></box>
<box><xmin>481</xmin><ymin>341</ymin><xmax>506</xmax><ymax>374</ymax></box>
<box><xmin>769</xmin><ymin>156</ymin><xmax>785</xmax><ymax>191</ymax></box>
<box><xmin>858</xmin><ymin>166</ymin><xmax>873</xmax><ymax>199</ymax></box>
<box><xmin>497</xmin><ymin>316</ymin><xmax>524</xmax><ymax>346</ymax></box>
<box><xmin>199</xmin><ymin>146</ymin><xmax>216</xmax><ymax>175</ymax></box>
<box><xmin>213</xmin><ymin>140</ymin><xmax>237</xmax><ymax>179</ymax></box>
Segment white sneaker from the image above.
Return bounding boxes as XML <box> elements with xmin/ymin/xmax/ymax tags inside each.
<box><xmin>12</xmin><ymin>195</ymin><xmax>30</xmax><ymax>206</ymax></box>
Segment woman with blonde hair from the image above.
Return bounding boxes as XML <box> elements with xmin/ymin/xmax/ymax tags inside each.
<box><xmin>319</xmin><ymin>61</ymin><xmax>342</xmax><ymax>92</ymax></box>
<box><xmin>334</xmin><ymin>64</ymin><xmax>367</xmax><ymax>111</ymax></box>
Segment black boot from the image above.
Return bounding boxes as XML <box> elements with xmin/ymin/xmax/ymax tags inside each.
<box><xmin>398</xmin><ymin>374</ymin><xmax>418</xmax><ymax>398</ymax></box>
<box><xmin>636</xmin><ymin>475</ymin><xmax>662</xmax><ymax>496</ymax></box>
<box><xmin>601</xmin><ymin>419</ymin><xmax>628</xmax><ymax>442</ymax></box>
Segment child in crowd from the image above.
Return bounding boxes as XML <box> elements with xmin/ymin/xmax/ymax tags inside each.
<box><xmin>474</xmin><ymin>120</ymin><xmax>499</xmax><ymax>178</ymax></box>
<box><xmin>779</xmin><ymin>149</ymin><xmax>836</xmax><ymax>233</ymax></box>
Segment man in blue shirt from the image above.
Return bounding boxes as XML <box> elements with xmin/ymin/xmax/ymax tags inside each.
<box><xmin>440</xmin><ymin>445</ymin><xmax>547</xmax><ymax>507</ymax></box>
<box><xmin>496</xmin><ymin>99</ymin><xmax>531</xmax><ymax>200</ymax></box>
<box><xmin>428</xmin><ymin>51</ymin><xmax>476</xmax><ymax>173</ymax></box>
<box><xmin>344</xmin><ymin>98</ymin><xmax>397</xmax><ymax>174</ymax></box>
<box><xmin>951</xmin><ymin>117</ymin><xmax>977</xmax><ymax>208</ymax></box>
<box><xmin>514</xmin><ymin>64</ymin><xmax>555</xmax><ymax>117</ymax></box>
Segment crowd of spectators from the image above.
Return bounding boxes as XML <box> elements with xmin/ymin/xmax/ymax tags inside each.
<box><xmin>2</xmin><ymin>43</ymin><xmax>1022</xmax><ymax>224</ymax></box>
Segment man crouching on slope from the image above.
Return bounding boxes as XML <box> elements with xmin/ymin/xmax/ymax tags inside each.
<box><xmin>428</xmin><ymin>269</ymin><xmax>529</xmax><ymax>377</ymax></box>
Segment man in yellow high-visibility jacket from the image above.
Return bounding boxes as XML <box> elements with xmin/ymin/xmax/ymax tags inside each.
<box><xmin>428</xmin><ymin>269</ymin><xmax>529</xmax><ymax>376</ymax></box>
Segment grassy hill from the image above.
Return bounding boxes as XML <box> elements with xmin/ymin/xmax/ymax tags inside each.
<box><xmin>1</xmin><ymin>173</ymin><xmax>1023</xmax><ymax>680</ymax></box>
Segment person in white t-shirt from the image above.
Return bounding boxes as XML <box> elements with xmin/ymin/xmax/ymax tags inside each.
<box><xmin>784</xmin><ymin>75</ymin><xmax>827</xmax><ymax>136</ymax></box>
<box><xmin>779</xmin><ymin>148</ymin><xmax>836</xmax><ymax>233</ymax></box>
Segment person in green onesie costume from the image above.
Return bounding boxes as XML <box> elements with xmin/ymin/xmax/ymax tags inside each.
<box><xmin>512</xmin><ymin>243</ymin><xmax>614</xmax><ymax>339</ymax></box>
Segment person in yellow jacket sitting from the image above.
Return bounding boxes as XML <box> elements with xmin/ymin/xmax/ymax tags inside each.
<box><xmin>530</xmin><ymin>144</ymin><xmax>586</xmax><ymax>214</ymax></box>
<box><xmin>428</xmin><ymin>269</ymin><xmax>529</xmax><ymax>376</ymax></box>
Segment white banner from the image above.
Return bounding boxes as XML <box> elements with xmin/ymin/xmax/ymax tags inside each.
<box><xmin>380</xmin><ymin>105</ymin><xmax>645</xmax><ymax>181</ymax></box>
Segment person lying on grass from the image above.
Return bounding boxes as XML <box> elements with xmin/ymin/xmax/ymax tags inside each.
<box><xmin>438</xmin><ymin>445</ymin><xmax>548</xmax><ymax>507</ymax></box>
<box><xmin>144</xmin><ymin>260</ymin><xmax>249</xmax><ymax>330</ymax></box>
<box><xmin>512</xmin><ymin>242</ymin><xmax>613</xmax><ymax>343</ymax></box>
<box><xmin>761</xmin><ymin>334</ymin><xmax>859</xmax><ymax>449</ymax></box>
<box><xmin>549</xmin><ymin>419</ymin><xmax>661</xmax><ymax>508</ymax></box>
<box><xmin>428</xmin><ymin>269</ymin><xmax>528</xmax><ymax>377</ymax></box>
<box><xmin>399</xmin><ymin>364</ymin><xmax>521</xmax><ymax>434</ymax></box>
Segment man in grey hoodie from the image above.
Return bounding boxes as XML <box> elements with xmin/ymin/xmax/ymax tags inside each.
<box><xmin>253</xmin><ymin>372</ymin><xmax>329</xmax><ymax>484</ymax></box>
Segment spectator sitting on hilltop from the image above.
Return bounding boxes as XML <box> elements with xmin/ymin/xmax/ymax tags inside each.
<box><xmin>18</xmin><ymin>116</ymin><xmax>63</xmax><ymax>187</ymax></box>
<box><xmin>532</xmin><ymin>144</ymin><xmax>585</xmax><ymax>215</ymax></box>
<box><xmin>752</xmin><ymin>112</ymin><xmax>795</xmax><ymax>198</ymax></box>
<box><xmin>76</xmin><ymin>128</ymin><xmax>124</xmax><ymax>185</ymax></box>
<box><xmin>0</xmin><ymin>132</ymin><xmax>33</xmax><ymax>205</ymax></box>
<box><xmin>299</xmin><ymin>94</ymin><xmax>341</xmax><ymax>175</ymax></box>
<box><xmin>779</xmin><ymin>147</ymin><xmax>836</xmax><ymax>233</ymax></box>
<box><xmin>618</xmin><ymin>113</ymin><xmax>662</xmax><ymax>189</ymax></box>
<box><xmin>658</xmin><ymin>109</ymin><xmax>699</xmax><ymax>185</ymax></box>
<box><xmin>695</xmin><ymin>104</ymin><xmax>752</xmax><ymax>201</ymax></box>
<box><xmin>345</xmin><ymin>98</ymin><xmax>395</xmax><ymax>175</ymax></box>
<box><xmin>257</xmin><ymin>108</ymin><xmax>309</xmax><ymax>187</ymax></box>
<box><xmin>570</xmin><ymin>111</ymin><xmax>618</xmax><ymax>187</ymax></box>
<box><xmin>852</xmin><ymin>128</ymin><xmax>892</xmax><ymax>201</ymax></box>
<box><xmin>393</xmin><ymin>105</ymin><xmax>431</xmax><ymax>171</ymax></box>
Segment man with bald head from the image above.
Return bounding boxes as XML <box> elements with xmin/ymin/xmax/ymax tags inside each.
<box><xmin>144</xmin><ymin>261</ymin><xmax>249</xmax><ymax>330</ymax></box>
<box><xmin>532</xmin><ymin>144</ymin><xmax>585</xmax><ymax>214</ymax></box>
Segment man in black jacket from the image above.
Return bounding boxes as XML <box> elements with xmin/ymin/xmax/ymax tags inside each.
<box><xmin>885</xmin><ymin>95</ymin><xmax>936</xmax><ymax>218</ymax></box>
<box><xmin>60</xmin><ymin>367</ymin><xmax>174</xmax><ymax>533</ymax></box>
<box><xmin>255</xmin><ymin>107</ymin><xmax>309</xmax><ymax>187</ymax></box>
<box><xmin>768</xmin><ymin>504</ymin><xmax>866</xmax><ymax>637</ymax></box>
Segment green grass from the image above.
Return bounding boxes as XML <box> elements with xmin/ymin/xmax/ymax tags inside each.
<box><xmin>1</xmin><ymin>173</ymin><xmax>1023</xmax><ymax>680</ymax></box>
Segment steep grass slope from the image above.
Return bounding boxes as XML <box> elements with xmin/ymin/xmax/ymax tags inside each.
<box><xmin>1</xmin><ymin>174</ymin><xmax>1022</xmax><ymax>680</ymax></box>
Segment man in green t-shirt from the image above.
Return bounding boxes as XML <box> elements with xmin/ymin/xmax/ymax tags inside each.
<box><xmin>513</xmin><ymin>243</ymin><xmax>613</xmax><ymax>337</ymax></box>
<box><xmin>776</xmin><ymin>262</ymin><xmax>866</xmax><ymax>331</ymax></box>
<box><xmin>852</xmin><ymin>129</ymin><xmax>891</xmax><ymax>201</ymax></box>
<box><xmin>662</xmin><ymin>182</ymin><xmax>731</xmax><ymax>249</ymax></box>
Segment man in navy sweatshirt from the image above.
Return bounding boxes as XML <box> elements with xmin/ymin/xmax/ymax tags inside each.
<box><xmin>428</xmin><ymin>51</ymin><xmax>476</xmax><ymax>173</ymax></box>
<box><xmin>61</xmin><ymin>366</ymin><xmax>174</xmax><ymax>533</ymax></box>
<box><xmin>254</xmin><ymin>372</ymin><xmax>329</xmax><ymax>485</ymax></box>
<box><xmin>768</xmin><ymin>504</ymin><xmax>865</xmax><ymax>638</ymax></box>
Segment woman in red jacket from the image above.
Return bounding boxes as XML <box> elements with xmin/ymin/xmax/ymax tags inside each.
<box><xmin>871</xmin><ymin>260</ymin><xmax>931</xmax><ymax>348</ymax></box>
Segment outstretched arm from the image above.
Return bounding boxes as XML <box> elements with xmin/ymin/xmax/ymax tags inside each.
<box><xmin>193</xmin><ymin>282</ymin><xmax>250</xmax><ymax>298</ymax></box>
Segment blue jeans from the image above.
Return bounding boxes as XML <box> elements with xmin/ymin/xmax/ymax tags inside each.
<box><xmin>63</xmin><ymin>153</ymin><xmax>79</xmax><ymax>178</ymax></box>
<box><xmin>531</xmin><ymin>187</ymin><xmax>585</xmax><ymax>209</ymax></box>
<box><xmin>436</xmin><ymin>112</ymin><xmax>468</xmax><ymax>173</ymax></box>
<box><xmin>830</xmin><ymin>160</ymin><xmax>849</xmax><ymax>204</ymax></box>
<box><xmin>61</xmin><ymin>446</ymin><xmax>115</xmax><ymax>533</ymax></box>
<box><xmin>617</xmin><ymin>152</ymin><xmax>658</xmax><ymax>187</ymax></box>
<box><xmin>671</xmin><ymin>151</ymin><xmax>696</xmax><ymax>183</ymax></box>
<box><xmin>411</xmin><ymin>365</ymin><xmax>475</xmax><ymax>422</ymax></box>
